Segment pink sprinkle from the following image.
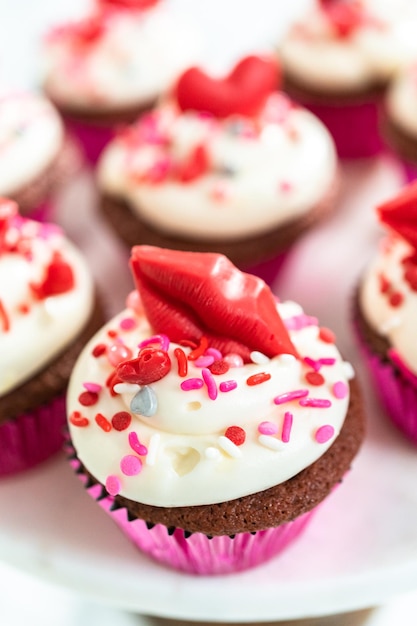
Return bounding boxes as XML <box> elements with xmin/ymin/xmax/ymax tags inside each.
<box><xmin>224</xmin><ymin>353</ymin><xmax>244</xmax><ymax>368</ymax></box>
<box><xmin>219</xmin><ymin>380</ymin><xmax>237</xmax><ymax>392</ymax></box>
<box><xmin>119</xmin><ymin>317</ymin><xmax>137</xmax><ymax>331</ymax></box>
<box><xmin>126</xmin><ymin>290</ymin><xmax>143</xmax><ymax>314</ymax></box>
<box><xmin>210</xmin><ymin>182</ymin><xmax>228</xmax><ymax>202</ymax></box>
<box><xmin>303</xmin><ymin>357</ymin><xmax>321</xmax><ymax>371</ymax></box>
<box><xmin>120</xmin><ymin>455</ymin><xmax>143</xmax><ymax>476</ymax></box>
<box><xmin>105</xmin><ymin>475</ymin><xmax>121</xmax><ymax>496</ymax></box>
<box><xmin>319</xmin><ymin>358</ymin><xmax>336</xmax><ymax>366</ymax></box>
<box><xmin>274</xmin><ymin>389</ymin><xmax>308</xmax><ymax>405</ymax></box>
<box><xmin>281</xmin><ymin>411</ymin><xmax>293</xmax><ymax>443</ymax></box>
<box><xmin>138</xmin><ymin>334</ymin><xmax>170</xmax><ymax>352</ymax></box>
<box><xmin>284</xmin><ymin>315</ymin><xmax>319</xmax><ymax>331</ymax></box>
<box><xmin>299</xmin><ymin>398</ymin><xmax>332</xmax><ymax>408</ymax></box>
<box><xmin>194</xmin><ymin>355</ymin><xmax>215</xmax><ymax>368</ymax></box>
<box><xmin>315</xmin><ymin>425</ymin><xmax>335</xmax><ymax>444</ymax></box>
<box><xmin>279</xmin><ymin>181</ymin><xmax>293</xmax><ymax>193</ymax></box>
<box><xmin>128</xmin><ymin>431</ymin><xmax>148</xmax><ymax>456</ymax></box>
<box><xmin>333</xmin><ymin>381</ymin><xmax>348</xmax><ymax>399</ymax></box>
<box><xmin>83</xmin><ymin>381</ymin><xmax>102</xmax><ymax>393</ymax></box>
<box><xmin>206</xmin><ymin>347</ymin><xmax>222</xmax><ymax>360</ymax></box>
<box><xmin>258</xmin><ymin>421</ymin><xmax>278</xmax><ymax>435</ymax></box>
<box><xmin>181</xmin><ymin>378</ymin><xmax>204</xmax><ymax>391</ymax></box>
<box><xmin>202</xmin><ymin>367</ymin><xmax>218</xmax><ymax>400</ymax></box>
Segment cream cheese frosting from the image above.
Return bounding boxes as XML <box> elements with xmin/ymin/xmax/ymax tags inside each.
<box><xmin>280</xmin><ymin>0</ymin><xmax>417</xmax><ymax>93</ymax></box>
<box><xmin>0</xmin><ymin>92</ymin><xmax>64</xmax><ymax>196</ymax></box>
<box><xmin>0</xmin><ymin>201</ymin><xmax>95</xmax><ymax>396</ymax></box>
<box><xmin>97</xmin><ymin>94</ymin><xmax>337</xmax><ymax>241</ymax></box>
<box><xmin>43</xmin><ymin>3</ymin><xmax>199</xmax><ymax>111</ymax></box>
<box><xmin>67</xmin><ymin>295</ymin><xmax>353</xmax><ymax>508</ymax></box>
<box><xmin>385</xmin><ymin>63</ymin><xmax>417</xmax><ymax>137</ymax></box>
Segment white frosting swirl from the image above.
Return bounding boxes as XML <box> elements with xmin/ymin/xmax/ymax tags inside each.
<box><xmin>97</xmin><ymin>95</ymin><xmax>337</xmax><ymax>241</ymax></box>
<box><xmin>0</xmin><ymin>92</ymin><xmax>64</xmax><ymax>196</ymax></box>
<box><xmin>0</xmin><ymin>217</ymin><xmax>95</xmax><ymax>395</ymax></box>
<box><xmin>67</xmin><ymin>299</ymin><xmax>352</xmax><ymax>507</ymax></box>
<box><xmin>43</xmin><ymin>4</ymin><xmax>199</xmax><ymax>111</ymax></box>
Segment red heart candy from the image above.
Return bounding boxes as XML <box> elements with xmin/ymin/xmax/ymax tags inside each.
<box><xmin>378</xmin><ymin>181</ymin><xmax>417</xmax><ymax>251</ymax></box>
<box><xmin>116</xmin><ymin>347</ymin><xmax>171</xmax><ymax>385</ymax></box>
<box><xmin>174</xmin><ymin>55</ymin><xmax>280</xmax><ymax>119</ymax></box>
<box><xmin>130</xmin><ymin>246</ymin><xmax>298</xmax><ymax>363</ymax></box>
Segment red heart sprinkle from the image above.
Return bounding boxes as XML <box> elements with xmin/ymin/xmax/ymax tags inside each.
<box><xmin>225</xmin><ymin>425</ymin><xmax>246</xmax><ymax>446</ymax></box>
<box><xmin>116</xmin><ymin>347</ymin><xmax>171</xmax><ymax>385</ymax></box>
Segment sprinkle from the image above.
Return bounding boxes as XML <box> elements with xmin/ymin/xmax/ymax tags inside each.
<box><xmin>218</xmin><ymin>435</ymin><xmax>242</xmax><ymax>458</ymax></box>
<box><xmin>174</xmin><ymin>347</ymin><xmax>188</xmax><ymax>377</ymax></box>
<box><xmin>258</xmin><ymin>435</ymin><xmax>284</xmax><ymax>451</ymax></box>
<box><xmin>258</xmin><ymin>421</ymin><xmax>278</xmax><ymax>435</ymax></box>
<box><xmin>92</xmin><ymin>343</ymin><xmax>107</xmax><ymax>357</ymax></box>
<box><xmin>146</xmin><ymin>433</ymin><xmax>160</xmax><ymax>466</ymax></box>
<box><xmin>119</xmin><ymin>317</ymin><xmax>137</xmax><ymax>331</ymax></box>
<box><xmin>113</xmin><ymin>382</ymin><xmax>140</xmax><ymax>394</ymax></box>
<box><xmin>205</xmin><ymin>447</ymin><xmax>220</xmax><ymax>460</ymax></box>
<box><xmin>224</xmin><ymin>425</ymin><xmax>246</xmax><ymax>446</ymax></box>
<box><xmin>0</xmin><ymin>299</ymin><xmax>10</xmax><ymax>332</ymax></box>
<box><xmin>188</xmin><ymin>336</ymin><xmax>208</xmax><ymax>360</ymax></box>
<box><xmin>389</xmin><ymin>291</ymin><xmax>403</xmax><ymax>307</ymax></box>
<box><xmin>342</xmin><ymin>361</ymin><xmax>355</xmax><ymax>380</ymax></box>
<box><xmin>304</xmin><ymin>357</ymin><xmax>321</xmax><ymax>371</ymax></box>
<box><xmin>206</xmin><ymin>347</ymin><xmax>222</xmax><ymax>360</ymax></box>
<box><xmin>95</xmin><ymin>413</ymin><xmax>111</xmax><ymax>432</ymax></box>
<box><xmin>181</xmin><ymin>378</ymin><xmax>204</xmax><ymax>391</ymax></box>
<box><xmin>209</xmin><ymin>359</ymin><xmax>230</xmax><ymax>375</ymax></box>
<box><xmin>107</xmin><ymin>329</ymin><xmax>118</xmax><ymax>338</ymax></box>
<box><xmin>246</xmin><ymin>372</ymin><xmax>271</xmax><ymax>386</ymax></box>
<box><xmin>78</xmin><ymin>390</ymin><xmax>99</xmax><ymax>406</ymax></box>
<box><xmin>107</xmin><ymin>342</ymin><xmax>133</xmax><ymax>367</ymax></box>
<box><xmin>224</xmin><ymin>353</ymin><xmax>244</xmax><ymax>368</ymax></box>
<box><xmin>128</xmin><ymin>431</ymin><xmax>148</xmax><ymax>456</ymax></box>
<box><xmin>69</xmin><ymin>411</ymin><xmax>89</xmax><ymax>427</ymax></box>
<box><xmin>202</xmin><ymin>367</ymin><xmax>218</xmax><ymax>400</ymax></box>
<box><xmin>250</xmin><ymin>351</ymin><xmax>270</xmax><ymax>364</ymax></box>
<box><xmin>130</xmin><ymin>385</ymin><xmax>157</xmax><ymax>416</ymax></box>
<box><xmin>315</xmin><ymin>425</ymin><xmax>335</xmax><ymax>443</ymax></box>
<box><xmin>106</xmin><ymin>475</ymin><xmax>121</xmax><ymax>496</ymax></box>
<box><xmin>285</xmin><ymin>314</ymin><xmax>318</xmax><ymax>330</ymax></box>
<box><xmin>332</xmin><ymin>381</ymin><xmax>348</xmax><ymax>399</ymax></box>
<box><xmin>219</xmin><ymin>380</ymin><xmax>237</xmax><ymax>392</ymax></box>
<box><xmin>138</xmin><ymin>333</ymin><xmax>170</xmax><ymax>353</ymax></box>
<box><xmin>319</xmin><ymin>327</ymin><xmax>335</xmax><ymax>343</ymax></box>
<box><xmin>319</xmin><ymin>357</ymin><xmax>336</xmax><ymax>367</ymax></box>
<box><xmin>279</xmin><ymin>354</ymin><xmax>297</xmax><ymax>366</ymax></box>
<box><xmin>83</xmin><ymin>382</ymin><xmax>102</xmax><ymax>393</ymax></box>
<box><xmin>194</xmin><ymin>355</ymin><xmax>215</xmax><ymax>368</ymax></box>
<box><xmin>274</xmin><ymin>389</ymin><xmax>308</xmax><ymax>405</ymax></box>
<box><xmin>299</xmin><ymin>398</ymin><xmax>331</xmax><ymax>408</ymax></box>
<box><xmin>281</xmin><ymin>411</ymin><xmax>293</xmax><ymax>443</ymax></box>
<box><xmin>121</xmin><ymin>455</ymin><xmax>142</xmax><ymax>476</ymax></box>
<box><xmin>305</xmin><ymin>371</ymin><xmax>325</xmax><ymax>386</ymax></box>
<box><xmin>111</xmin><ymin>411</ymin><xmax>132</xmax><ymax>431</ymax></box>
<box><xmin>279</xmin><ymin>180</ymin><xmax>293</xmax><ymax>193</ymax></box>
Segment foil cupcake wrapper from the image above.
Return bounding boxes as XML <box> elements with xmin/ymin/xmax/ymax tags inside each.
<box><xmin>0</xmin><ymin>396</ymin><xmax>66</xmax><ymax>476</ymax></box>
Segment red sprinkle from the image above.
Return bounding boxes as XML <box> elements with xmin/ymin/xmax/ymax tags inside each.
<box><xmin>389</xmin><ymin>291</ymin><xmax>403</xmax><ymax>307</ymax></box>
<box><xmin>246</xmin><ymin>372</ymin><xmax>271</xmax><ymax>386</ymax></box>
<box><xmin>111</xmin><ymin>411</ymin><xmax>132</xmax><ymax>431</ymax></box>
<box><xmin>18</xmin><ymin>303</ymin><xmax>30</xmax><ymax>315</ymax></box>
<box><xmin>107</xmin><ymin>329</ymin><xmax>118</xmax><ymax>338</ymax></box>
<box><xmin>69</xmin><ymin>411</ymin><xmax>89</xmax><ymax>427</ymax></box>
<box><xmin>78</xmin><ymin>391</ymin><xmax>99</xmax><ymax>406</ymax></box>
<box><xmin>0</xmin><ymin>299</ymin><xmax>10</xmax><ymax>332</ymax></box>
<box><xmin>318</xmin><ymin>327</ymin><xmax>335</xmax><ymax>344</ymax></box>
<box><xmin>188</xmin><ymin>336</ymin><xmax>209</xmax><ymax>360</ymax></box>
<box><xmin>30</xmin><ymin>251</ymin><xmax>75</xmax><ymax>299</ymax></box>
<box><xmin>225</xmin><ymin>425</ymin><xmax>246</xmax><ymax>446</ymax></box>
<box><xmin>95</xmin><ymin>413</ymin><xmax>112</xmax><ymax>432</ymax></box>
<box><xmin>305</xmin><ymin>371</ymin><xmax>325</xmax><ymax>386</ymax></box>
<box><xmin>174</xmin><ymin>347</ymin><xmax>188</xmax><ymax>377</ymax></box>
<box><xmin>92</xmin><ymin>343</ymin><xmax>107</xmax><ymax>358</ymax></box>
<box><xmin>208</xmin><ymin>359</ymin><xmax>230</xmax><ymax>375</ymax></box>
<box><xmin>379</xmin><ymin>273</ymin><xmax>390</xmax><ymax>294</ymax></box>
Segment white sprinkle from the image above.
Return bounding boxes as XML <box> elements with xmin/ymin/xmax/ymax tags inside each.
<box><xmin>145</xmin><ymin>433</ymin><xmax>160</xmax><ymax>466</ymax></box>
<box><xmin>278</xmin><ymin>353</ymin><xmax>297</xmax><ymax>366</ymax></box>
<box><xmin>205</xmin><ymin>446</ymin><xmax>220</xmax><ymax>460</ymax></box>
<box><xmin>258</xmin><ymin>435</ymin><xmax>285</xmax><ymax>451</ymax></box>
<box><xmin>250</xmin><ymin>350</ymin><xmax>270</xmax><ymax>364</ymax></box>
<box><xmin>113</xmin><ymin>382</ymin><xmax>140</xmax><ymax>394</ymax></box>
<box><xmin>379</xmin><ymin>316</ymin><xmax>402</xmax><ymax>334</ymax></box>
<box><xmin>218</xmin><ymin>436</ymin><xmax>242</xmax><ymax>458</ymax></box>
<box><xmin>342</xmin><ymin>361</ymin><xmax>355</xmax><ymax>380</ymax></box>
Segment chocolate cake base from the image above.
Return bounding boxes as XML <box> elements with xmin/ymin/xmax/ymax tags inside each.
<box><xmin>380</xmin><ymin>114</ymin><xmax>417</xmax><ymax>166</ymax></box>
<box><xmin>282</xmin><ymin>73</ymin><xmax>386</xmax><ymax>107</ymax></box>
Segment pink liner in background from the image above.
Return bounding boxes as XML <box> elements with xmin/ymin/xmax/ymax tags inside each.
<box><xmin>25</xmin><ymin>200</ymin><xmax>54</xmax><ymax>223</ymax></box>
<box><xmin>64</xmin><ymin>117</ymin><xmax>116</xmax><ymax>166</ymax></box>
<box><xmin>0</xmin><ymin>396</ymin><xmax>66</xmax><ymax>476</ymax></box>
<box><xmin>400</xmin><ymin>160</ymin><xmax>417</xmax><ymax>184</ymax></box>
<box><xmin>241</xmin><ymin>251</ymin><xmax>289</xmax><ymax>287</ymax></box>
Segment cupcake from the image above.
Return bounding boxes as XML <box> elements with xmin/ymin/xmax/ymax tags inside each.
<box><xmin>66</xmin><ymin>245</ymin><xmax>365</xmax><ymax>575</ymax></box>
<box><xmin>42</xmin><ymin>0</ymin><xmax>199</xmax><ymax>164</ymax></box>
<box><xmin>0</xmin><ymin>198</ymin><xmax>104</xmax><ymax>476</ymax></box>
<box><xmin>96</xmin><ymin>54</ymin><xmax>339</xmax><ymax>285</ymax></box>
<box><xmin>0</xmin><ymin>90</ymin><xmax>78</xmax><ymax>220</ymax></box>
<box><xmin>279</xmin><ymin>0</ymin><xmax>417</xmax><ymax>159</ymax></box>
<box><xmin>354</xmin><ymin>180</ymin><xmax>417</xmax><ymax>444</ymax></box>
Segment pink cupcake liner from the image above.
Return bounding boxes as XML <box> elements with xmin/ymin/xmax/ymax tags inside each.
<box><xmin>399</xmin><ymin>160</ymin><xmax>417</xmax><ymax>184</ymax></box>
<box><xmin>0</xmin><ymin>396</ymin><xmax>66</xmax><ymax>476</ymax></box>
<box><xmin>64</xmin><ymin>117</ymin><xmax>116</xmax><ymax>165</ymax></box>
<box><xmin>241</xmin><ymin>251</ymin><xmax>288</xmax><ymax>287</ymax></box>
<box><xmin>305</xmin><ymin>99</ymin><xmax>383</xmax><ymax>160</ymax></box>
<box><xmin>25</xmin><ymin>200</ymin><xmax>54</xmax><ymax>223</ymax></box>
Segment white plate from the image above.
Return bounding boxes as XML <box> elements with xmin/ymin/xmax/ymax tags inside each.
<box><xmin>1</xmin><ymin>157</ymin><xmax>417</xmax><ymax>623</ymax></box>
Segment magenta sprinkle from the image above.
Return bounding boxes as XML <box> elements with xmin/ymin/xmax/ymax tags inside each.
<box><xmin>202</xmin><ymin>367</ymin><xmax>218</xmax><ymax>400</ymax></box>
<box><xmin>206</xmin><ymin>347</ymin><xmax>223</xmax><ymax>360</ymax></box>
<box><xmin>332</xmin><ymin>381</ymin><xmax>348</xmax><ymax>400</ymax></box>
<box><xmin>128</xmin><ymin>431</ymin><xmax>148</xmax><ymax>456</ymax></box>
<box><xmin>274</xmin><ymin>389</ymin><xmax>308</xmax><ymax>405</ymax></box>
<box><xmin>219</xmin><ymin>380</ymin><xmax>238</xmax><ymax>392</ymax></box>
<box><xmin>120</xmin><ymin>454</ymin><xmax>143</xmax><ymax>476</ymax></box>
<box><xmin>284</xmin><ymin>314</ymin><xmax>319</xmax><ymax>331</ymax></box>
<box><xmin>318</xmin><ymin>357</ymin><xmax>336</xmax><ymax>366</ymax></box>
<box><xmin>83</xmin><ymin>381</ymin><xmax>102</xmax><ymax>393</ymax></box>
<box><xmin>105</xmin><ymin>475</ymin><xmax>121</xmax><ymax>496</ymax></box>
<box><xmin>303</xmin><ymin>357</ymin><xmax>321</xmax><ymax>371</ymax></box>
<box><xmin>194</xmin><ymin>355</ymin><xmax>215</xmax><ymax>368</ymax></box>
<box><xmin>119</xmin><ymin>317</ymin><xmax>137</xmax><ymax>331</ymax></box>
<box><xmin>281</xmin><ymin>411</ymin><xmax>293</xmax><ymax>443</ymax></box>
<box><xmin>258</xmin><ymin>421</ymin><xmax>278</xmax><ymax>435</ymax></box>
<box><xmin>299</xmin><ymin>398</ymin><xmax>332</xmax><ymax>408</ymax></box>
<box><xmin>315</xmin><ymin>424</ymin><xmax>335</xmax><ymax>443</ymax></box>
<box><xmin>181</xmin><ymin>378</ymin><xmax>204</xmax><ymax>391</ymax></box>
<box><xmin>138</xmin><ymin>333</ymin><xmax>170</xmax><ymax>352</ymax></box>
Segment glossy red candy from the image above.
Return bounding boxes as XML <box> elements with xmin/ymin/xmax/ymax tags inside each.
<box><xmin>116</xmin><ymin>347</ymin><xmax>171</xmax><ymax>385</ymax></box>
<box><xmin>378</xmin><ymin>181</ymin><xmax>417</xmax><ymax>251</ymax></box>
<box><xmin>130</xmin><ymin>246</ymin><xmax>298</xmax><ymax>363</ymax></box>
<box><xmin>175</xmin><ymin>55</ymin><xmax>279</xmax><ymax>119</ymax></box>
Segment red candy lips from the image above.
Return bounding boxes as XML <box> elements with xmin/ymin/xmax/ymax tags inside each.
<box><xmin>378</xmin><ymin>180</ymin><xmax>417</xmax><ymax>251</ymax></box>
<box><xmin>130</xmin><ymin>246</ymin><xmax>298</xmax><ymax>362</ymax></box>
<box><xmin>174</xmin><ymin>55</ymin><xmax>279</xmax><ymax>119</ymax></box>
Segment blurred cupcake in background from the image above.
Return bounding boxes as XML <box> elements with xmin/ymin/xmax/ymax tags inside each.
<box><xmin>96</xmin><ymin>54</ymin><xmax>339</xmax><ymax>286</ymax></box>
<box><xmin>42</xmin><ymin>0</ymin><xmax>200</xmax><ymax>164</ymax></box>
<box><xmin>279</xmin><ymin>0</ymin><xmax>417</xmax><ymax>159</ymax></box>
